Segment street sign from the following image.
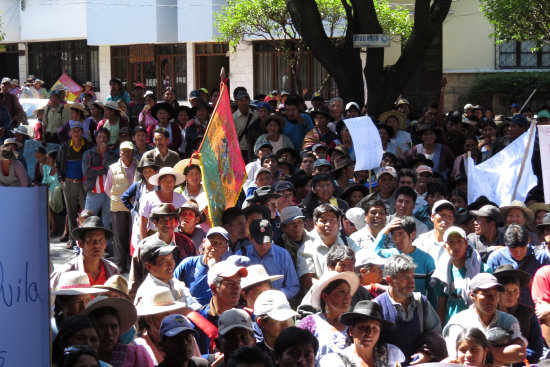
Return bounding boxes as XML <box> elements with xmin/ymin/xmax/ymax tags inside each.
<box><xmin>353</xmin><ymin>34</ymin><xmax>391</xmax><ymax>48</ymax></box>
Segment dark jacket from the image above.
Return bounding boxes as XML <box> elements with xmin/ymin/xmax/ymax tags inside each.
<box><xmin>55</xmin><ymin>140</ymin><xmax>92</xmax><ymax>182</ymax></box>
<box><xmin>82</xmin><ymin>146</ymin><xmax>118</xmax><ymax>192</ymax></box>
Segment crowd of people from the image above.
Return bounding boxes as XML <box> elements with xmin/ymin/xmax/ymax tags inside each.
<box><xmin>2</xmin><ymin>73</ymin><xmax>550</xmax><ymax>367</ymax></box>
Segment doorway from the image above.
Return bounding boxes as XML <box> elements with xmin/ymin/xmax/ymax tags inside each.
<box><xmin>195</xmin><ymin>43</ymin><xmax>229</xmax><ymax>93</ymax></box>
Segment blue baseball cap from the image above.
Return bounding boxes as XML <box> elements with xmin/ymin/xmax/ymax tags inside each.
<box><xmin>256</xmin><ymin>101</ymin><xmax>272</xmax><ymax>112</ymax></box>
<box><xmin>206</xmin><ymin>226</ymin><xmax>229</xmax><ymax>241</ymax></box>
<box><xmin>511</xmin><ymin>113</ymin><xmax>530</xmax><ymax>127</ymax></box>
<box><xmin>69</xmin><ymin>120</ymin><xmax>84</xmax><ymax>130</ymax></box>
<box><xmin>159</xmin><ymin>314</ymin><xmax>194</xmax><ymax>338</ymax></box>
<box><xmin>313</xmin><ymin>158</ymin><xmax>330</xmax><ymax>169</ymax></box>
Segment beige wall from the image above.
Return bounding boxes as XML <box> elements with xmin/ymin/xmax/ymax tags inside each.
<box><xmin>443</xmin><ymin>0</ymin><xmax>495</xmax><ymax>71</ymax></box>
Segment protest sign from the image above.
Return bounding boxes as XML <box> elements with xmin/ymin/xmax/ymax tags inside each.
<box><xmin>344</xmin><ymin>116</ymin><xmax>383</xmax><ymax>171</ymax></box>
<box><xmin>538</xmin><ymin>125</ymin><xmax>550</xmax><ymax>203</ymax></box>
<box><xmin>467</xmin><ymin>124</ymin><xmax>537</xmax><ymax>206</ymax></box>
<box><xmin>0</xmin><ymin>187</ymin><xmax>50</xmax><ymax>365</ymax></box>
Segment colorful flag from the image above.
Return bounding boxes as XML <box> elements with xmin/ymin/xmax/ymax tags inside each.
<box><xmin>199</xmin><ymin>81</ymin><xmax>246</xmax><ymax>226</ymax></box>
<box><xmin>467</xmin><ymin>123</ymin><xmax>538</xmax><ymax>206</ymax></box>
<box><xmin>50</xmin><ymin>73</ymin><xmax>83</xmax><ymax>101</ymax></box>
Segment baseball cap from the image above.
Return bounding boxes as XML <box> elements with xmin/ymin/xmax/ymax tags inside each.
<box><xmin>311</xmin><ymin>92</ymin><xmax>324</xmax><ymax>101</ymax></box>
<box><xmin>312</xmin><ymin>143</ymin><xmax>328</xmax><ymax>152</ymax></box>
<box><xmin>249</xmin><ymin>219</ymin><xmax>273</xmax><ymax>245</ymax></box>
<box><xmin>376</xmin><ymin>166</ymin><xmax>397</xmax><ymax>180</ymax></box>
<box><xmin>69</xmin><ymin>120</ymin><xmax>84</xmax><ymax>130</ymax></box>
<box><xmin>538</xmin><ymin>110</ymin><xmax>550</xmax><ymax>119</ymax></box>
<box><xmin>236</xmin><ymin>91</ymin><xmax>250</xmax><ymax>100</ymax></box>
<box><xmin>218</xmin><ymin>308</ymin><xmax>254</xmax><ymax>335</ymax></box>
<box><xmin>432</xmin><ymin>200</ymin><xmax>455</xmax><ymax>215</ymax></box>
<box><xmin>416</xmin><ymin>165</ymin><xmax>433</xmax><ymax>174</ymax></box>
<box><xmin>355</xmin><ymin>250</ymin><xmax>386</xmax><ymax>268</ymax></box>
<box><xmin>256</xmin><ymin>101</ymin><xmax>272</xmax><ymax>111</ymax></box>
<box><xmin>346</xmin><ymin>102</ymin><xmax>360</xmax><ymax>111</ymax></box>
<box><xmin>140</xmin><ymin>239</ymin><xmax>176</xmax><ymax>263</ymax></box>
<box><xmin>207</xmin><ymin>261</ymin><xmax>248</xmax><ymax>286</ymax></box>
<box><xmin>313</xmin><ymin>159</ymin><xmax>330</xmax><ymax>169</ymax></box>
<box><xmin>346</xmin><ymin>207</ymin><xmax>366</xmax><ymax>230</ymax></box>
<box><xmin>443</xmin><ymin>226</ymin><xmax>467</xmax><ymax>242</ymax></box>
<box><xmin>511</xmin><ymin>113</ymin><xmax>530</xmax><ymax>127</ymax></box>
<box><xmin>1</xmin><ymin>77</ymin><xmax>11</xmax><ymax>85</ymax></box>
<box><xmin>119</xmin><ymin>141</ymin><xmax>134</xmax><ymax>151</ymax></box>
<box><xmin>275</xmin><ymin>180</ymin><xmax>295</xmax><ymax>193</ymax></box>
<box><xmin>159</xmin><ymin>314</ymin><xmax>194</xmax><ymax>338</ymax></box>
<box><xmin>206</xmin><ymin>226</ymin><xmax>229</xmax><ymax>242</ymax></box>
<box><xmin>280</xmin><ymin>206</ymin><xmax>305</xmax><ymax>224</ymax></box>
<box><xmin>470</xmin><ymin>273</ymin><xmax>504</xmax><ymax>292</ymax></box>
<box><xmin>470</xmin><ymin>204</ymin><xmax>503</xmax><ymax>224</ymax></box>
<box><xmin>189</xmin><ymin>90</ymin><xmax>201</xmax><ymax>100</ymax></box>
<box><xmin>135</xmin><ymin>83</ymin><xmax>146</xmax><ymax>89</ymax></box>
<box><xmin>254</xmin><ymin>290</ymin><xmax>298</xmax><ymax>321</ymax></box>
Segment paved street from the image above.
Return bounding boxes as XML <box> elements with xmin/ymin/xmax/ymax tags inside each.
<box><xmin>49</xmin><ymin>235</ymin><xmax>75</xmax><ymax>270</ymax></box>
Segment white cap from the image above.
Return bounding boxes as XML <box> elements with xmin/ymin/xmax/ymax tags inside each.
<box><xmin>345</xmin><ymin>102</ymin><xmax>360</xmax><ymax>111</ymax></box>
<box><xmin>254</xmin><ymin>290</ymin><xmax>298</xmax><ymax>321</ymax></box>
<box><xmin>207</xmin><ymin>261</ymin><xmax>248</xmax><ymax>286</ymax></box>
<box><xmin>431</xmin><ymin>199</ymin><xmax>455</xmax><ymax>215</ymax></box>
<box><xmin>346</xmin><ymin>207</ymin><xmax>366</xmax><ymax>230</ymax></box>
<box><xmin>218</xmin><ymin>308</ymin><xmax>254</xmax><ymax>335</ymax></box>
<box><xmin>443</xmin><ymin>226</ymin><xmax>467</xmax><ymax>242</ymax></box>
<box><xmin>355</xmin><ymin>250</ymin><xmax>386</xmax><ymax>268</ymax></box>
<box><xmin>119</xmin><ymin>141</ymin><xmax>134</xmax><ymax>151</ymax></box>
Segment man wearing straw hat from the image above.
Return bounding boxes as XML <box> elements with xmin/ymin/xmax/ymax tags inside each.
<box><xmin>50</xmin><ymin>217</ymin><xmax>119</xmax><ymax>289</ymax></box>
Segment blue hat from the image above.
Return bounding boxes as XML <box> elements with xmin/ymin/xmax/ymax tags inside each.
<box><xmin>237</xmin><ymin>91</ymin><xmax>250</xmax><ymax>100</ymax></box>
<box><xmin>207</xmin><ymin>226</ymin><xmax>229</xmax><ymax>242</ymax></box>
<box><xmin>69</xmin><ymin>120</ymin><xmax>84</xmax><ymax>130</ymax></box>
<box><xmin>159</xmin><ymin>314</ymin><xmax>194</xmax><ymax>338</ymax></box>
<box><xmin>511</xmin><ymin>114</ymin><xmax>530</xmax><ymax>127</ymax></box>
<box><xmin>275</xmin><ymin>180</ymin><xmax>295</xmax><ymax>193</ymax></box>
<box><xmin>254</xmin><ymin>142</ymin><xmax>273</xmax><ymax>156</ymax></box>
<box><xmin>256</xmin><ymin>101</ymin><xmax>272</xmax><ymax>112</ymax></box>
<box><xmin>313</xmin><ymin>158</ymin><xmax>330</xmax><ymax>169</ymax></box>
<box><xmin>510</xmin><ymin>103</ymin><xmax>519</xmax><ymax>108</ymax></box>
<box><xmin>280</xmin><ymin>206</ymin><xmax>305</xmax><ymax>224</ymax></box>
<box><xmin>189</xmin><ymin>90</ymin><xmax>201</xmax><ymax>100</ymax></box>
<box><xmin>312</xmin><ymin>143</ymin><xmax>328</xmax><ymax>152</ymax></box>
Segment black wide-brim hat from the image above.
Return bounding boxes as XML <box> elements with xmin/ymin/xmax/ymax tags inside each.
<box><xmin>150</xmin><ymin>102</ymin><xmax>176</xmax><ymax>120</ymax></box>
<box><xmin>72</xmin><ymin>216</ymin><xmax>114</xmax><ymax>241</ymax></box>
<box><xmin>340</xmin><ymin>300</ymin><xmax>394</xmax><ymax>329</ymax></box>
<box><xmin>493</xmin><ymin>264</ymin><xmax>531</xmax><ymax>287</ymax></box>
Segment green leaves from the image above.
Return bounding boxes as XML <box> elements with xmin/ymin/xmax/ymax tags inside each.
<box><xmin>468</xmin><ymin>72</ymin><xmax>550</xmax><ymax>101</ymax></box>
<box><xmin>480</xmin><ymin>0</ymin><xmax>550</xmax><ymax>47</ymax></box>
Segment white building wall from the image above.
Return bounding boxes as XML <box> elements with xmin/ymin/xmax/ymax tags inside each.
<box><xmin>97</xmin><ymin>46</ymin><xmax>111</xmax><ymax>101</ymax></box>
<box><xmin>229</xmin><ymin>42</ymin><xmax>254</xmax><ymax>98</ymax></box>
<box><xmin>177</xmin><ymin>0</ymin><xmax>225</xmax><ymax>42</ymax></box>
<box><xmin>0</xmin><ymin>0</ymin><xmax>21</xmax><ymax>42</ymax></box>
<box><xmin>18</xmin><ymin>43</ymin><xmax>27</xmax><ymax>82</ymax></box>
<box><xmin>20</xmin><ymin>0</ymin><xmax>86</xmax><ymax>41</ymax></box>
<box><xmin>186</xmin><ymin>42</ymin><xmax>195</xmax><ymax>100</ymax></box>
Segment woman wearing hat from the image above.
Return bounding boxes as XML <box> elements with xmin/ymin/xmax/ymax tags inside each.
<box><xmin>85</xmin><ymin>296</ymin><xmax>154</xmax><ymax>366</ymax></box>
<box><xmin>298</xmin><ymin>271</ymin><xmax>360</xmax><ymax>363</ymax></box>
<box><xmin>146</xmin><ymin>102</ymin><xmax>182</xmax><ymax>152</ymax></box>
<box><xmin>254</xmin><ymin>114</ymin><xmax>293</xmax><ymax>155</ymax></box>
<box><xmin>379</xmin><ymin>110</ymin><xmax>411</xmax><ymax>159</ymax></box>
<box><xmin>174</xmin><ymin>158</ymin><xmax>210</xmax><ymax>229</ymax></box>
<box><xmin>57</xmin><ymin>102</ymin><xmax>95</xmax><ymax>143</ymax></box>
<box><xmin>139</xmin><ymin>166</ymin><xmax>186</xmax><ymax>239</ymax></box>
<box><xmin>0</xmin><ymin>144</ymin><xmax>28</xmax><ymax>187</ymax></box>
<box><xmin>499</xmin><ymin>200</ymin><xmax>540</xmax><ymax>247</ymax></box>
<box><xmin>530</xmin><ymin>203</ymin><xmax>550</xmax><ymax>245</ymax></box>
<box><xmin>341</xmin><ymin>183</ymin><xmax>369</xmax><ymax>209</ymax></box>
<box><xmin>319</xmin><ymin>300</ymin><xmax>405</xmax><ymax>367</ymax></box>
<box><xmin>97</xmin><ymin>100</ymin><xmax>131</xmax><ymax>146</ymax></box>
<box><xmin>405</xmin><ymin>124</ymin><xmax>455</xmax><ymax>179</ymax></box>
<box><xmin>139</xmin><ymin>92</ymin><xmax>158</xmax><ymax>128</ymax></box>
<box><xmin>121</xmin><ymin>160</ymin><xmax>160</xmax><ymax>250</ymax></box>
<box><xmin>495</xmin><ymin>264</ymin><xmax>544</xmax><ymax>363</ymax></box>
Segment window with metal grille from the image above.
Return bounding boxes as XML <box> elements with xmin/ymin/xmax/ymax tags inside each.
<box><xmin>28</xmin><ymin>40</ymin><xmax>99</xmax><ymax>91</ymax></box>
<box><xmin>498</xmin><ymin>41</ymin><xmax>550</xmax><ymax>69</ymax></box>
<box><xmin>253</xmin><ymin>41</ymin><xmax>338</xmax><ymax>100</ymax></box>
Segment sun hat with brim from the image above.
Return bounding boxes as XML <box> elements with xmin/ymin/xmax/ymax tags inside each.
<box><xmin>500</xmin><ymin>200</ymin><xmax>534</xmax><ymax>224</ymax></box>
<box><xmin>173</xmin><ymin>158</ymin><xmax>201</xmax><ymax>176</ymax></box>
<box><xmin>103</xmin><ymin>100</ymin><xmax>122</xmax><ymax>112</ymax></box>
<box><xmin>529</xmin><ymin>203</ymin><xmax>550</xmax><ymax>217</ymax></box>
<box><xmin>260</xmin><ymin>113</ymin><xmax>286</xmax><ymax>131</ymax></box>
<box><xmin>332</xmin><ymin>154</ymin><xmax>354</xmax><ymax>171</ymax></box>
<box><xmin>493</xmin><ymin>264</ymin><xmax>531</xmax><ymax>288</ymax></box>
<box><xmin>12</xmin><ymin>125</ymin><xmax>29</xmax><ymax>137</ymax></box>
<box><xmin>537</xmin><ymin>213</ymin><xmax>550</xmax><ymax>229</ymax></box>
<box><xmin>33</xmin><ymin>105</ymin><xmax>47</xmax><ymax>116</ymax></box>
<box><xmin>311</xmin><ymin>271</ymin><xmax>360</xmax><ymax>309</ymax></box>
<box><xmin>3</xmin><ymin>138</ymin><xmax>22</xmax><ymax>148</ymax></box>
<box><xmin>377</xmin><ymin>123</ymin><xmax>395</xmax><ymax>139</ymax></box>
<box><xmin>340</xmin><ymin>300</ymin><xmax>394</xmax><ymax>329</ymax></box>
<box><xmin>341</xmin><ymin>184</ymin><xmax>369</xmax><ymax>203</ymax></box>
<box><xmin>71</xmin><ymin>216</ymin><xmax>114</xmax><ymax>241</ymax></box>
<box><xmin>92</xmin><ymin>275</ymin><xmax>130</xmax><ymax>299</ymax></box>
<box><xmin>64</xmin><ymin>102</ymin><xmax>89</xmax><ymax>116</ymax></box>
<box><xmin>276</xmin><ymin>147</ymin><xmax>300</xmax><ymax>163</ymax></box>
<box><xmin>379</xmin><ymin>111</ymin><xmax>407</xmax><ymax>131</ymax></box>
<box><xmin>150</xmin><ymin>102</ymin><xmax>176</xmax><ymax>120</ymax></box>
<box><xmin>311</xmin><ymin>106</ymin><xmax>331</xmax><ymax>120</ymax></box>
<box><xmin>470</xmin><ymin>273</ymin><xmax>505</xmax><ymax>292</ymax></box>
<box><xmin>148</xmin><ymin>166</ymin><xmax>185</xmax><ymax>186</ymax></box>
<box><xmin>83</xmin><ymin>296</ymin><xmax>137</xmax><ymax>333</ymax></box>
<box><xmin>135</xmin><ymin>288</ymin><xmax>187</xmax><ymax>316</ymax></box>
<box><xmin>150</xmin><ymin>203</ymin><xmax>179</xmax><ymax>221</ymax></box>
<box><xmin>137</xmin><ymin>159</ymin><xmax>160</xmax><ymax>174</ymax></box>
<box><xmin>91</xmin><ymin>101</ymin><xmax>104</xmax><ymax>112</ymax></box>
<box><xmin>52</xmin><ymin>271</ymin><xmax>107</xmax><ymax>296</ymax></box>
<box><xmin>241</xmin><ymin>264</ymin><xmax>283</xmax><ymax>290</ymax></box>
<box><xmin>254</xmin><ymin>289</ymin><xmax>298</xmax><ymax>321</ymax></box>
<box><xmin>418</xmin><ymin>124</ymin><xmax>442</xmax><ymax>138</ymax></box>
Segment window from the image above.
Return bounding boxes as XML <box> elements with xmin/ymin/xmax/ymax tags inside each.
<box><xmin>498</xmin><ymin>41</ymin><xmax>550</xmax><ymax>69</ymax></box>
<box><xmin>28</xmin><ymin>40</ymin><xmax>99</xmax><ymax>90</ymax></box>
<box><xmin>253</xmin><ymin>41</ymin><xmax>338</xmax><ymax>99</ymax></box>
<box><xmin>110</xmin><ymin>44</ymin><xmax>187</xmax><ymax>99</ymax></box>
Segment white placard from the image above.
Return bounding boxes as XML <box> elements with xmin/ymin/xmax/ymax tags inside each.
<box><xmin>0</xmin><ymin>187</ymin><xmax>50</xmax><ymax>366</ymax></box>
<box><xmin>344</xmin><ymin>116</ymin><xmax>383</xmax><ymax>171</ymax></box>
<box><xmin>538</xmin><ymin>125</ymin><xmax>550</xmax><ymax>203</ymax></box>
<box><xmin>467</xmin><ymin>125</ymin><xmax>537</xmax><ymax>206</ymax></box>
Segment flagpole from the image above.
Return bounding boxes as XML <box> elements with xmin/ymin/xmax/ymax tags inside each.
<box><xmin>197</xmin><ymin>68</ymin><xmax>227</xmax><ymax>152</ymax></box>
<box><xmin>518</xmin><ymin>88</ymin><xmax>537</xmax><ymax>114</ymax></box>
<box><xmin>511</xmin><ymin>120</ymin><xmax>536</xmax><ymax>201</ymax></box>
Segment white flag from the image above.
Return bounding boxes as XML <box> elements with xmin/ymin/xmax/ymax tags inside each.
<box><xmin>537</xmin><ymin>125</ymin><xmax>550</xmax><ymax>203</ymax></box>
<box><xmin>467</xmin><ymin>124</ymin><xmax>537</xmax><ymax>206</ymax></box>
<box><xmin>345</xmin><ymin>116</ymin><xmax>383</xmax><ymax>171</ymax></box>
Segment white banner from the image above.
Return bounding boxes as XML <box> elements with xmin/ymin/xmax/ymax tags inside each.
<box><xmin>0</xmin><ymin>187</ymin><xmax>50</xmax><ymax>365</ymax></box>
<box><xmin>538</xmin><ymin>125</ymin><xmax>550</xmax><ymax>203</ymax></box>
<box><xmin>467</xmin><ymin>124</ymin><xmax>537</xmax><ymax>206</ymax></box>
<box><xmin>345</xmin><ymin>116</ymin><xmax>383</xmax><ymax>171</ymax></box>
